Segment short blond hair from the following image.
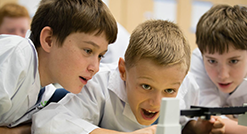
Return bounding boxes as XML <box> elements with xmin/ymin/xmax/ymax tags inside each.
<box><xmin>125</xmin><ymin>20</ymin><xmax>191</xmax><ymax>73</ymax></box>
<box><xmin>0</xmin><ymin>3</ymin><xmax>29</xmax><ymax>25</ymax></box>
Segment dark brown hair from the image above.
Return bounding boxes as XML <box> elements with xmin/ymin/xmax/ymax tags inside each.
<box><xmin>30</xmin><ymin>0</ymin><xmax>117</xmax><ymax>48</ymax></box>
<box><xmin>196</xmin><ymin>5</ymin><xmax>247</xmax><ymax>54</ymax></box>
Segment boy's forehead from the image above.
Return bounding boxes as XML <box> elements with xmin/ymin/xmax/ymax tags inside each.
<box><xmin>202</xmin><ymin>42</ymin><xmax>241</xmax><ymax>55</ymax></box>
<box><xmin>135</xmin><ymin>59</ymin><xmax>186</xmax><ymax>72</ymax></box>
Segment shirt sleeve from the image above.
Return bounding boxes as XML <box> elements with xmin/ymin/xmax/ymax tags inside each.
<box><xmin>32</xmin><ymin>76</ymin><xmax>108</xmax><ymax>134</ymax></box>
<box><xmin>32</xmin><ymin>99</ymin><xmax>99</xmax><ymax>134</ymax></box>
<box><xmin>0</xmin><ymin>37</ymin><xmax>29</xmax><ymax>120</ymax></box>
<box><xmin>178</xmin><ymin>72</ymin><xmax>200</xmax><ymax>126</ymax></box>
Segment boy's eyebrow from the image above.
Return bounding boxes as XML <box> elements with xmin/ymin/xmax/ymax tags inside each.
<box><xmin>171</xmin><ymin>82</ymin><xmax>181</xmax><ymax>85</ymax></box>
<box><xmin>204</xmin><ymin>55</ymin><xmax>216</xmax><ymax>59</ymax></box>
<box><xmin>138</xmin><ymin>77</ymin><xmax>181</xmax><ymax>85</ymax></box>
<box><xmin>138</xmin><ymin>76</ymin><xmax>154</xmax><ymax>81</ymax></box>
<box><xmin>228</xmin><ymin>56</ymin><xmax>241</xmax><ymax>59</ymax></box>
<box><xmin>204</xmin><ymin>55</ymin><xmax>242</xmax><ymax>59</ymax></box>
<box><xmin>83</xmin><ymin>41</ymin><xmax>100</xmax><ymax>48</ymax></box>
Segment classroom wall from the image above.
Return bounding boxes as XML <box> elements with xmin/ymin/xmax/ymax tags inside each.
<box><xmin>109</xmin><ymin>0</ymin><xmax>153</xmax><ymax>34</ymax></box>
<box><xmin>1</xmin><ymin>0</ymin><xmax>247</xmax><ymax>52</ymax></box>
<box><xmin>108</xmin><ymin>0</ymin><xmax>247</xmax><ymax>52</ymax></box>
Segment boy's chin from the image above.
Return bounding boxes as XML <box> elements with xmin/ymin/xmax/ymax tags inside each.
<box><xmin>217</xmin><ymin>86</ymin><xmax>235</xmax><ymax>94</ymax></box>
<box><xmin>137</xmin><ymin>118</ymin><xmax>158</xmax><ymax>126</ymax></box>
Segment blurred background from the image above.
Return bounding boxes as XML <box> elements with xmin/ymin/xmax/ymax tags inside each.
<box><xmin>1</xmin><ymin>0</ymin><xmax>247</xmax><ymax>52</ymax></box>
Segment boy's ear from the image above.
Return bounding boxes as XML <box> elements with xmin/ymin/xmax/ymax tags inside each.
<box><xmin>40</xmin><ymin>26</ymin><xmax>53</xmax><ymax>53</ymax></box>
<box><xmin>118</xmin><ymin>58</ymin><xmax>126</xmax><ymax>81</ymax></box>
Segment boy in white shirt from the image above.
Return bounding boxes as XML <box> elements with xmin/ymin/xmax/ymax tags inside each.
<box><xmin>0</xmin><ymin>0</ymin><xmax>117</xmax><ymax>133</ymax></box>
<box><xmin>190</xmin><ymin>4</ymin><xmax>247</xmax><ymax>133</ymax></box>
<box><xmin>32</xmin><ymin>20</ymin><xmax>224</xmax><ymax>134</ymax></box>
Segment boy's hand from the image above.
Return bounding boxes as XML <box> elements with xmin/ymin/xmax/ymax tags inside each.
<box><xmin>130</xmin><ymin>125</ymin><xmax>156</xmax><ymax>134</ymax></box>
<box><xmin>195</xmin><ymin>116</ymin><xmax>225</xmax><ymax>134</ymax></box>
<box><xmin>183</xmin><ymin>116</ymin><xmax>225</xmax><ymax>134</ymax></box>
<box><xmin>210</xmin><ymin>116</ymin><xmax>225</xmax><ymax>134</ymax></box>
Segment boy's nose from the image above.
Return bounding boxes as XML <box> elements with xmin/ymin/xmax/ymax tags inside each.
<box><xmin>218</xmin><ymin>65</ymin><xmax>229</xmax><ymax>80</ymax></box>
<box><xmin>87</xmin><ymin>57</ymin><xmax>99</xmax><ymax>75</ymax></box>
<box><xmin>149</xmin><ymin>93</ymin><xmax>163</xmax><ymax>106</ymax></box>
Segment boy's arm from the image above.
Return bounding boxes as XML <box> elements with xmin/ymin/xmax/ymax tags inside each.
<box><xmin>33</xmin><ymin>100</ymin><xmax>157</xmax><ymax>134</ymax></box>
<box><xmin>90</xmin><ymin>125</ymin><xmax>156</xmax><ymax>134</ymax></box>
<box><xmin>223</xmin><ymin>118</ymin><xmax>247</xmax><ymax>134</ymax></box>
<box><xmin>0</xmin><ymin>124</ymin><xmax>31</xmax><ymax>134</ymax></box>
<box><xmin>32</xmin><ymin>92</ymin><xmax>102</xmax><ymax>134</ymax></box>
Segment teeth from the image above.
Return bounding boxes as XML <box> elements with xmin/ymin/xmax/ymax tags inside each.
<box><xmin>148</xmin><ymin>110</ymin><xmax>156</xmax><ymax>113</ymax></box>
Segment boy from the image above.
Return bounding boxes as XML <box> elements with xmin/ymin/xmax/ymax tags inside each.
<box><xmin>0</xmin><ymin>0</ymin><xmax>117</xmax><ymax>133</ymax></box>
<box><xmin>190</xmin><ymin>4</ymin><xmax>247</xmax><ymax>133</ymax></box>
<box><xmin>32</xmin><ymin>20</ymin><xmax>223</xmax><ymax>134</ymax></box>
<box><xmin>0</xmin><ymin>3</ymin><xmax>30</xmax><ymax>38</ymax></box>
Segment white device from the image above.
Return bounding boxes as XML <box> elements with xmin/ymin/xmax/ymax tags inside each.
<box><xmin>156</xmin><ymin>98</ymin><xmax>181</xmax><ymax>134</ymax></box>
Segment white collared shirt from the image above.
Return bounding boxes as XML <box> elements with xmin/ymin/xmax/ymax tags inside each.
<box><xmin>32</xmin><ymin>63</ymin><xmax>199</xmax><ymax>134</ymax></box>
<box><xmin>32</xmin><ymin>63</ymin><xmax>148</xmax><ymax>134</ymax></box>
<box><xmin>0</xmin><ymin>35</ymin><xmax>55</xmax><ymax>127</ymax></box>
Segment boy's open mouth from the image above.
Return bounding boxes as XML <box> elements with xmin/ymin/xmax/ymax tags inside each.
<box><xmin>141</xmin><ymin>108</ymin><xmax>158</xmax><ymax>120</ymax></box>
<box><xmin>79</xmin><ymin>76</ymin><xmax>88</xmax><ymax>84</ymax></box>
<box><xmin>219</xmin><ymin>82</ymin><xmax>231</xmax><ymax>87</ymax></box>
<box><xmin>80</xmin><ymin>76</ymin><xmax>87</xmax><ymax>81</ymax></box>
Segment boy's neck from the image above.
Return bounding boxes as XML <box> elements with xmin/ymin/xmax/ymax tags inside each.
<box><xmin>37</xmin><ymin>47</ymin><xmax>52</xmax><ymax>87</ymax></box>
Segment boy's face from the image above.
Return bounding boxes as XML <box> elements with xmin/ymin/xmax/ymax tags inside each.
<box><xmin>0</xmin><ymin>17</ymin><xmax>30</xmax><ymax>38</ymax></box>
<box><xmin>203</xmin><ymin>45</ymin><xmax>247</xmax><ymax>93</ymax></box>
<box><xmin>47</xmin><ymin>31</ymin><xmax>108</xmax><ymax>93</ymax></box>
<box><xmin>119</xmin><ymin>58</ymin><xmax>186</xmax><ymax>125</ymax></box>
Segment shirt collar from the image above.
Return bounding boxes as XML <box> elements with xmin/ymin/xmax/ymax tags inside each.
<box><xmin>107</xmin><ymin>67</ymin><xmax>145</xmax><ymax>124</ymax></box>
<box><xmin>108</xmin><ymin>67</ymin><xmax>128</xmax><ymax>103</ymax></box>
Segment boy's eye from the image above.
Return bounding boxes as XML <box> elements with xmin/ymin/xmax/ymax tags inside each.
<box><xmin>21</xmin><ymin>29</ymin><xmax>26</xmax><ymax>34</ymax></box>
<box><xmin>164</xmin><ymin>89</ymin><xmax>175</xmax><ymax>94</ymax></box>
<box><xmin>141</xmin><ymin>84</ymin><xmax>151</xmax><ymax>90</ymax></box>
<box><xmin>230</xmin><ymin>59</ymin><xmax>238</xmax><ymax>64</ymax></box>
<box><xmin>208</xmin><ymin>59</ymin><xmax>216</xmax><ymax>64</ymax></box>
<box><xmin>84</xmin><ymin>49</ymin><xmax>92</xmax><ymax>54</ymax></box>
<box><xmin>7</xmin><ymin>29</ymin><xmax>15</xmax><ymax>34</ymax></box>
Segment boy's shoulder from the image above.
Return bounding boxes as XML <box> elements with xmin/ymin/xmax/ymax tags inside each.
<box><xmin>0</xmin><ymin>35</ymin><xmax>31</xmax><ymax>51</ymax></box>
<box><xmin>192</xmin><ymin>48</ymin><xmax>203</xmax><ymax>60</ymax></box>
<box><xmin>178</xmin><ymin>72</ymin><xmax>200</xmax><ymax>111</ymax></box>
<box><xmin>179</xmin><ymin>72</ymin><xmax>200</xmax><ymax>95</ymax></box>
<box><xmin>99</xmin><ymin>62</ymin><xmax>118</xmax><ymax>71</ymax></box>
<box><xmin>87</xmin><ymin>62</ymin><xmax>118</xmax><ymax>85</ymax></box>
<box><xmin>94</xmin><ymin>62</ymin><xmax>119</xmax><ymax>76</ymax></box>
<box><xmin>0</xmin><ymin>34</ymin><xmax>27</xmax><ymax>42</ymax></box>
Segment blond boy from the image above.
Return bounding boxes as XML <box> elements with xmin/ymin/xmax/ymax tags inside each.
<box><xmin>31</xmin><ymin>20</ymin><xmax>206</xmax><ymax>134</ymax></box>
